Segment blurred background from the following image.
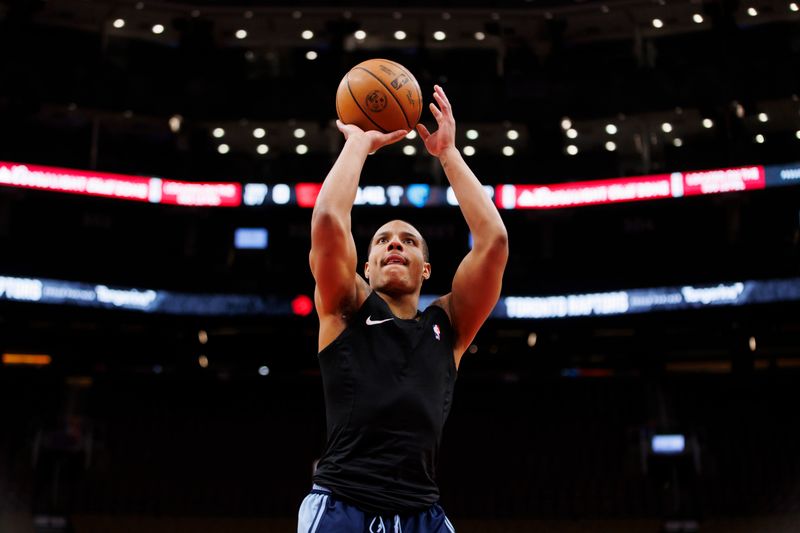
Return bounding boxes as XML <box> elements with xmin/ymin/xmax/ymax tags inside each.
<box><xmin>0</xmin><ymin>0</ymin><xmax>799</xmax><ymax>531</ymax></box>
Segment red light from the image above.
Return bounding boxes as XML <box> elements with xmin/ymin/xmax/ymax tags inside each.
<box><xmin>295</xmin><ymin>183</ymin><xmax>322</xmax><ymax>208</ymax></box>
<box><xmin>291</xmin><ymin>295</ymin><xmax>314</xmax><ymax>316</ymax></box>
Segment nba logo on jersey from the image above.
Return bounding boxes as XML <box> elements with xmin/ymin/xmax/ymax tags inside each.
<box><xmin>433</xmin><ymin>324</ymin><xmax>441</xmax><ymax>340</ymax></box>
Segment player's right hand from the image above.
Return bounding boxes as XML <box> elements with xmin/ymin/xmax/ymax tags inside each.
<box><xmin>336</xmin><ymin>120</ymin><xmax>408</xmax><ymax>153</ymax></box>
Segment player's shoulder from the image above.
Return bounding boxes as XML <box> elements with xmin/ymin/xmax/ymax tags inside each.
<box><xmin>314</xmin><ymin>274</ymin><xmax>372</xmax><ymax>320</ymax></box>
<box><xmin>426</xmin><ymin>294</ymin><xmax>453</xmax><ymax>322</ymax></box>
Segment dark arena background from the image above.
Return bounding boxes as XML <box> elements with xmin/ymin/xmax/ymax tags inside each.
<box><xmin>1</xmin><ymin>0</ymin><xmax>800</xmax><ymax>531</ymax></box>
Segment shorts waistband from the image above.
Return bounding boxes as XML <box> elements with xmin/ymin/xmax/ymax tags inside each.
<box><xmin>311</xmin><ymin>483</ymin><xmax>331</xmax><ymax>495</ymax></box>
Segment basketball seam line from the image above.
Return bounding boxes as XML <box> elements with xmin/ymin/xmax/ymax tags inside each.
<box><xmin>346</xmin><ymin>74</ymin><xmax>388</xmax><ymax>133</ymax></box>
<box><xmin>335</xmin><ymin>88</ymin><xmax>342</xmax><ymax>126</ymax></box>
<box><xmin>382</xmin><ymin>59</ymin><xmax>422</xmax><ymax>125</ymax></box>
<box><xmin>353</xmin><ymin>66</ymin><xmax>412</xmax><ymax>130</ymax></box>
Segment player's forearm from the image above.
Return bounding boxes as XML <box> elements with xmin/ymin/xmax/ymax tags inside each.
<box><xmin>312</xmin><ymin>135</ymin><xmax>371</xmax><ymax>223</ymax></box>
<box><xmin>439</xmin><ymin>146</ymin><xmax>508</xmax><ymax>248</ymax></box>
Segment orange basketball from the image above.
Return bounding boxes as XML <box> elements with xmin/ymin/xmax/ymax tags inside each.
<box><xmin>336</xmin><ymin>58</ymin><xmax>423</xmax><ymax>133</ymax></box>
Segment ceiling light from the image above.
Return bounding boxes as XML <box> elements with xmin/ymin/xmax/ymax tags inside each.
<box><xmin>394</xmin><ymin>30</ymin><xmax>407</xmax><ymax>40</ymax></box>
<box><xmin>561</xmin><ymin>118</ymin><xmax>572</xmax><ymax>130</ymax></box>
<box><xmin>566</xmin><ymin>145</ymin><xmax>578</xmax><ymax>155</ymax></box>
<box><xmin>217</xmin><ymin>144</ymin><xmax>229</xmax><ymax>154</ymax></box>
<box><xmin>152</xmin><ymin>24</ymin><xmax>165</xmax><ymax>34</ymax></box>
<box><xmin>253</xmin><ymin>128</ymin><xmax>266</xmax><ymax>138</ymax></box>
<box><xmin>403</xmin><ymin>145</ymin><xmax>416</xmax><ymax>156</ymax></box>
<box><xmin>433</xmin><ymin>31</ymin><xmax>446</xmax><ymax>41</ymax></box>
<box><xmin>463</xmin><ymin>146</ymin><xmax>476</xmax><ymax>156</ymax></box>
<box><xmin>747</xmin><ymin>7</ymin><xmax>758</xmax><ymax>16</ymax></box>
<box><xmin>755</xmin><ymin>134</ymin><xmax>765</xmax><ymax>144</ymax></box>
<box><xmin>758</xmin><ymin>112</ymin><xmax>768</xmax><ymax>122</ymax></box>
<box><xmin>301</xmin><ymin>30</ymin><xmax>314</xmax><ymax>39</ymax></box>
<box><xmin>605</xmin><ymin>141</ymin><xmax>617</xmax><ymax>151</ymax></box>
<box><xmin>212</xmin><ymin>127</ymin><xmax>225</xmax><ymax>138</ymax></box>
<box><xmin>702</xmin><ymin>118</ymin><xmax>713</xmax><ymax>128</ymax></box>
<box><xmin>296</xmin><ymin>144</ymin><xmax>309</xmax><ymax>154</ymax></box>
<box><xmin>257</xmin><ymin>144</ymin><xmax>269</xmax><ymax>155</ymax></box>
<box><xmin>354</xmin><ymin>30</ymin><xmax>366</xmax><ymax>40</ymax></box>
<box><xmin>474</xmin><ymin>31</ymin><xmax>486</xmax><ymax>40</ymax></box>
<box><xmin>661</xmin><ymin>122</ymin><xmax>673</xmax><ymax>133</ymax></box>
<box><xmin>466</xmin><ymin>129</ymin><xmax>479</xmax><ymax>140</ymax></box>
<box><xmin>566</xmin><ymin>128</ymin><xmax>578</xmax><ymax>139</ymax></box>
<box><xmin>112</xmin><ymin>18</ymin><xmax>125</xmax><ymax>29</ymax></box>
<box><xmin>692</xmin><ymin>13</ymin><xmax>704</xmax><ymax>23</ymax></box>
<box><xmin>506</xmin><ymin>129</ymin><xmax>519</xmax><ymax>140</ymax></box>
<box><xmin>527</xmin><ymin>332</ymin><xmax>537</xmax><ymax>347</ymax></box>
<box><xmin>605</xmin><ymin>124</ymin><xmax>617</xmax><ymax>135</ymax></box>
<box><xmin>168</xmin><ymin>115</ymin><xmax>182</xmax><ymax>133</ymax></box>
<box><xmin>652</xmin><ymin>18</ymin><xmax>664</xmax><ymax>28</ymax></box>
<box><xmin>235</xmin><ymin>29</ymin><xmax>247</xmax><ymax>39</ymax></box>
<box><xmin>673</xmin><ymin>138</ymin><xmax>683</xmax><ymax>147</ymax></box>
<box><xmin>305</xmin><ymin>51</ymin><xmax>318</xmax><ymax>60</ymax></box>
<box><xmin>294</xmin><ymin>128</ymin><xmax>306</xmax><ymax>138</ymax></box>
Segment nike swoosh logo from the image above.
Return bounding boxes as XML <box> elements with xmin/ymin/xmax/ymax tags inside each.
<box><xmin>365</xmin><ymin>316</ymin><xmax>394</xmax><ymax>326</ymax></box>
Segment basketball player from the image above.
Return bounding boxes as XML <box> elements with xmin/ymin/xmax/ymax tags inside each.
<box><xmin>298</xmin><ymin>85</ymin><xmax>508</xmax><ymax>532</ymax></box>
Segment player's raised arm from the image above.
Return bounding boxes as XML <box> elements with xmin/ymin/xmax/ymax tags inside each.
<box><xmin>417</xmin><ymin>85</ymin><xmax>509</xmax><ymax>364</ymax></box>
<box><xmin>309</xmin><ymin>121</ymin><xmax>407</xmax><ymax>320</ymax></box>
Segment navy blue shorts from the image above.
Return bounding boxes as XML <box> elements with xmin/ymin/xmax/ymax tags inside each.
<box><xmin>298</xmin><ymin>485</ymin><xmax>456</xmax><ymax>533</ymax></box>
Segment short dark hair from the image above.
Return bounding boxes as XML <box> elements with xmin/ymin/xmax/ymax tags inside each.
<box><xmin>367</xmin><ymin>220</ymin><xmax>429</xmax><ymax>262</ymax></box>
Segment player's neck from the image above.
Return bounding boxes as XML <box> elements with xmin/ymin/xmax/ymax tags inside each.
<box><xmin>375</xmin><ymin>290</ymin><xmax>420</xmax><ymax>320</ymax></box>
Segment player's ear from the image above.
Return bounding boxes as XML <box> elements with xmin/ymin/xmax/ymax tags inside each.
<box><xmin>422</xmin><ymin>262</ymin><xmax>431</xmax><ymax>280</ymax></box>
<box><xmin>364</xmin><ymin>261</ymin><xmax>370</xmax><ymax>279</ymax></box>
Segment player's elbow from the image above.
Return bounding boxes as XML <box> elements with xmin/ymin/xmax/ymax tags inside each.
<box><xmin>494</xmin><ymin>230</ymin><xmax>509</xmax><ymax>264</ymax></box>
<box><xmin>473</xmin><ymin>226</ymin><xmax>508</xmax><ymax>265</ymax></box>
<box><xmin>486</xmin><ymin>225</ymin><xmax>509</xmax><ymax>261</ymax></box>
<box><xmin>311</xmin><ymin>209</ymin><xmax>348</xmax><ymax>241</ymax></box>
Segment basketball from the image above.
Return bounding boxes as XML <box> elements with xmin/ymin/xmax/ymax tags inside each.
<box><xmin>336</xmin><ymin>58</ymin><xmax>423</xmax><ymax>133</ymax></box>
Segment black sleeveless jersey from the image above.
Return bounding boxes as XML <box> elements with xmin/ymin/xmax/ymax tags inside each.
<box><xmin>312</xmin><ymin>291</ymin><xmax>457</xmax><ymax>514</ymax></box>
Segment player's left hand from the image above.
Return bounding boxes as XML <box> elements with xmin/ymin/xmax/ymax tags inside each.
<box><xmin>416</xmin><ymin>85</ymin><xmax>456</xmax><ymax>158</ymax></box>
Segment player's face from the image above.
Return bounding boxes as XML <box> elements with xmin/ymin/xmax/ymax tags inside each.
<box><xmin>365</xmin><ymin>220</ymin><xmax>430</xmax><ymax>294</ymax></box>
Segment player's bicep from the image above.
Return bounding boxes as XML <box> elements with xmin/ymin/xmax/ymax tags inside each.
<box><xmin>449</xmin><ymin>241</ymin><xmax>508</xmax><ymax>355</ymax></box>
<box><xmin>309</xmin><ymin>213</ymin><xmax>359</xmax><ymax>315</ymax></box>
